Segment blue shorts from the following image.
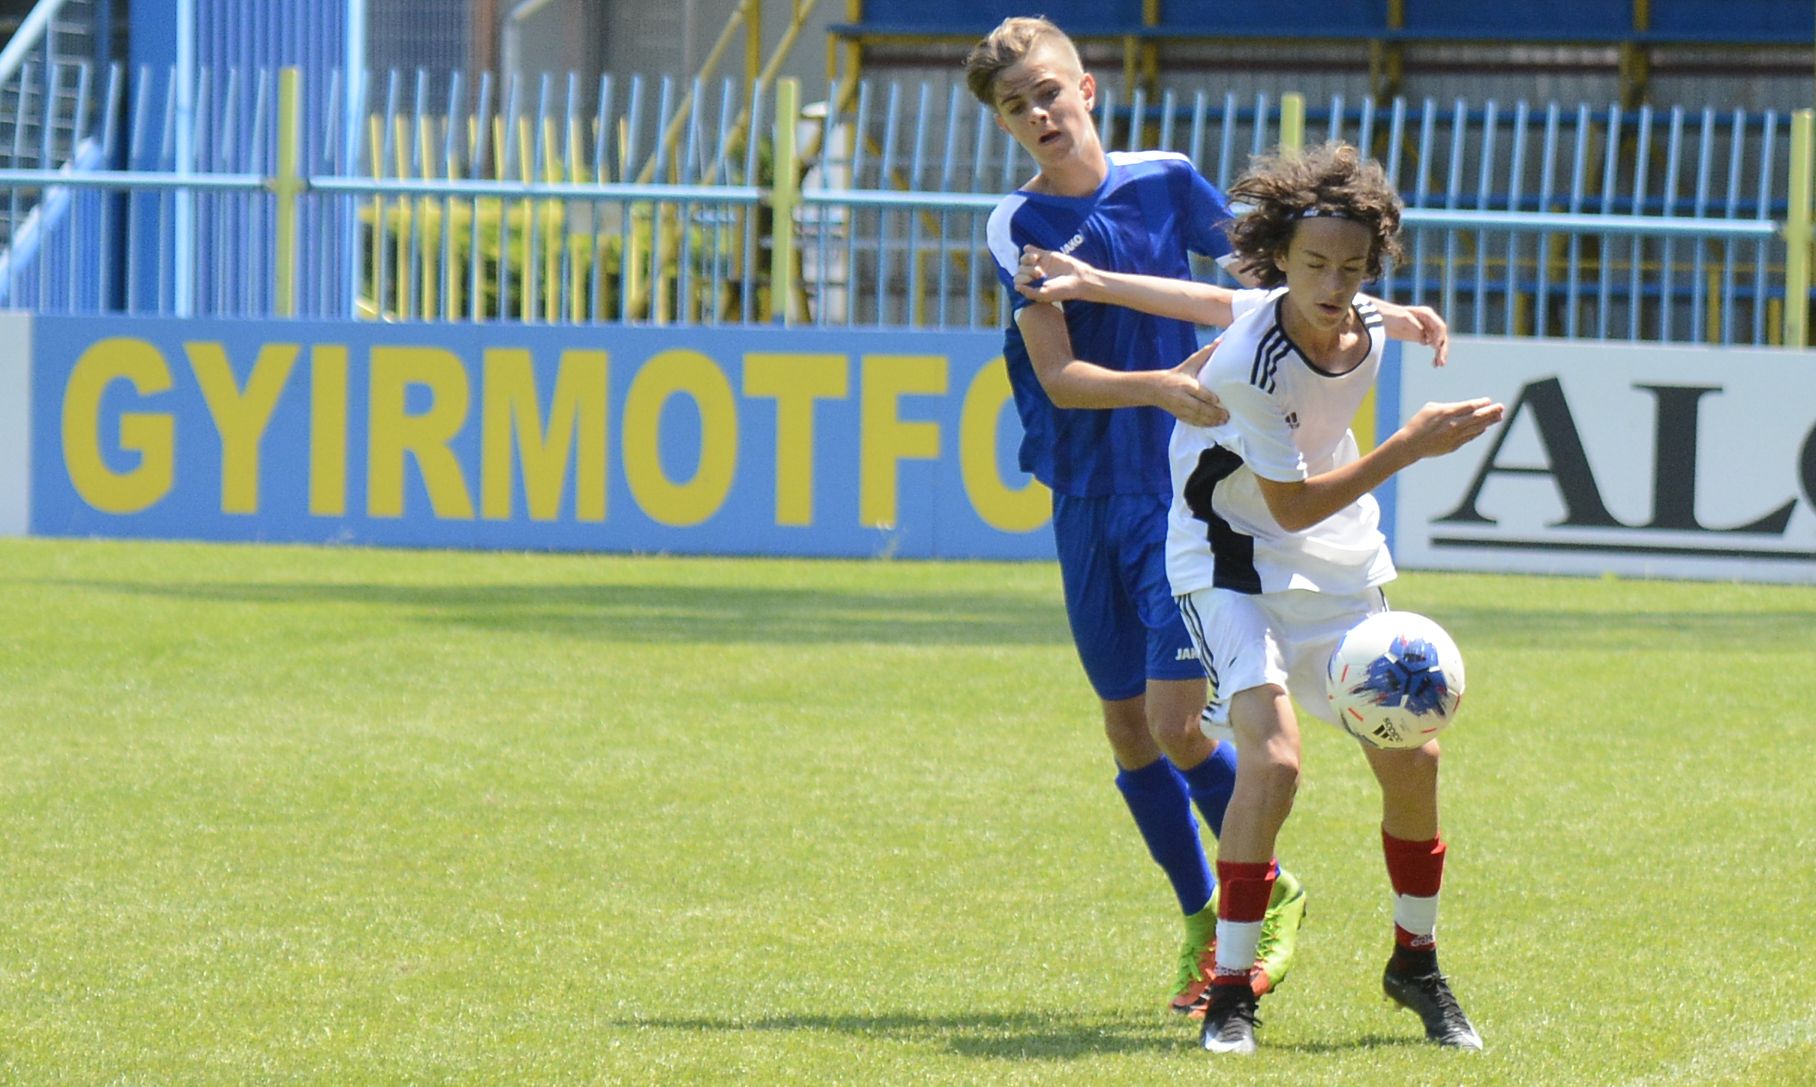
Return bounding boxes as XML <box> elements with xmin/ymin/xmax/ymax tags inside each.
<box><xmin>1053</xmin><ymin>492</ymin><xmax>1203</xmax><ymax>703</ymax></box>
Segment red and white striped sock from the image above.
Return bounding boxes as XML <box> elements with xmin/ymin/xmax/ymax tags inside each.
<box><xmin>1213</xmin><ymin>859</ymin><xmax>1276</xmax><ymax>985</ymax></box>
<box><xmin>1382</xmin><ymin>829</ymin><xmax>1445</xmax><ymax>958</ymax></box>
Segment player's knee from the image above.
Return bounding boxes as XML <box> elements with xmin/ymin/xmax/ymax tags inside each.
<box><xmin>1145</xmin><ymin>708</ymin><xmax>1203</xmax><ymax>754</ymax></box>
<box><xmin>1256</xmin><ymin>748</ymin><xmax>1302</xmax><ymax>800</ymax></box>
<box><xmin>1407</xmin><ymin>741</ymin><xmax>1441</xmax><ymax>788</ymax></box>
<box><xmin>1370</xmin><ymin>741</ymin><xmax>1441</xmax><ymax>797</ymax></box>
<box><xmin>1140</xmin><ymin>678</ymin><xmax>1209</xmax><ymax>746</ymax></box>
<box><xmin>1402</xmin><ymin>739</ymin><xmax>1440</xmax><ymax>776</ymax></box>
<box><xmin>1101</xmin><ymin>699</ymin><xmax>1158</xmax><ymax>762</ymax></box>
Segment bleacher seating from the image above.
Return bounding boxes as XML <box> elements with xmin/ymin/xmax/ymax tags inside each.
<box><xmin>831</xmin><ymin>0</ymin><xmax>1813</xmax><ymax>50</ymax></box>
<box><xmin>828</xmin><ymin>0</ymin><xmax>1142</xmax><ymax>41</ymax></box>
<box><xmin>1643</xmin><ymin>0</ymin><xmax>1809</xmax><ymax>44</ymax></box>
<box><xmin>1145</xmin><ymin>0</ymin><xmax>1385</xmax><ymax>40</ymax></box>
<box><xmin>1393</xmin><ymin>1</ymin><xmax>1632</xmax><ymax>42</ymax></box>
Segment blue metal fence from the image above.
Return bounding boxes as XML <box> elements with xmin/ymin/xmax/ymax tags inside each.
<box><xmin>804</xmin><ymin>83</ymin><xmax>1795</xmax><ymax>343</ymax></box>
<box><xmin>0</xmin><ymin>65</ymin><xmax>1805</xmax><ymax>347</ymax></box>
<box><xmin>0</xmin><ymin>0</ymin><xmax>109</xmax><ymax>251</ymax></box>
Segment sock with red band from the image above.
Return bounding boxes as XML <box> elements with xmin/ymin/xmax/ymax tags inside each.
<box><xmin>1382</xmin><ymin>830</ymin><xmax>1446</xmax><ymax>974</ymax></box>
<box><xmin>1212</xmin><ymin>859</ymin><xmax>1276</xmax><ymax>985</ymax></box>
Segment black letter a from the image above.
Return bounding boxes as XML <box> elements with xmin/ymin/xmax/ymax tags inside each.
<box><xmin>1436</xmin><ymin>377</ymin><xmax>1623</xmax><ymax>528</ymax></box>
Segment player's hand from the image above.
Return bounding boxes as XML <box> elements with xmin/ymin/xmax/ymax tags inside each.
<box><xmin>1380</xmin><ymin>299</ymin><xmax>1452</xmax><ymax>368</ymax></box>
<box><xmin>1014</xmin><ymin>244</ymin><xmax>1096</xmax><ymax>303</ymax></box>
<box><xmin>1401</xmin><ymin>305</ymin><xmax>1450</xmax><ymax>366</ymax></box>
<box><xmin>1157</xmin><ymin>342</ymin><xmax>1229</xmax><ymax>427</ymax></box>
<box><xmin>1399</xmin><ymin>398</ymin><xmax>1504</xmax><ymax>458</ymax></box>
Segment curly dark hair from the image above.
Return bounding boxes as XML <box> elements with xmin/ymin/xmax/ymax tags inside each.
<box><xmin>1225</xmin><ymin>141</ymin><xmax>1404</xmax><ymax>288</ymax></box>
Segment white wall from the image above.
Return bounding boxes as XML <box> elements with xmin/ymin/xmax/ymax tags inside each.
<box><xmin>0</xmin><ymin>311</ymin><xmax>32</xmax><ymax>537</ymax></box>
<box><xmin>1393</xmin><ymin>337</ymin><xmax>1816</xmax><ymax>584</ymax></box>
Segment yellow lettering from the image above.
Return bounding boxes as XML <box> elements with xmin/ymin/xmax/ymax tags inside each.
<box><xmin>367</xmin><ymin>346</ymin><xmax>475</xmax><ymax>519</ymax></box>
<box><xmin>860</xmin><ymin>355</ymin><xmax>946</xmax><ymax>527</ymax></box>
<box><xmin>960</xmin><ymin>358</ymin><xmax>1049</xmax><ymax>532</ymax></box>
<box><xmin>622</xmin><ymin>349</ymin><xmax>736</xmax><ymax>527</ymax></box>
<box><xmin>310</xmin><ymin>345</ymin><xmax>350</xmax><ymax>516</ymax></box>
<box><xmin>743</xmin><ymin>353</ymin><xmax>848</xmax><ymax>526</ymax></box>
<box><xmin>61</xmin><ymin>337</ymin><xmax>173</xmax><ymax>513</ymax></box>
<box><xmin>481</xmin><ymin>348</ymin><xmax>609</xmax><ymax>522</ymax></box>
<box><xmin>186</xmin><ymin>341</ymin><xmax>299</xmax><ymax>515</ymax></box>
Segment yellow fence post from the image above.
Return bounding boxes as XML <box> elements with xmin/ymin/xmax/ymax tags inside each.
<box><xmin>1786</xmin><ymin>109</ymin><xmax>1812</xmax><ymax>349</ymax></box>
<box><xmin>772</xmin><ymin>76</ymin><xmax>801</xmax><ymax>325</ymax></box>
<box><xmin>1280</xmin><ymin>92</ymin><xmax>1305</xmax><ymax>154</ymax></box>
<box><xmin>364</xmin><ymin>116</ymin><xmax>383</xmax><ymax>319</ymax></box>
<box><xmin>273</xmin><ymin>67</ymin><xmax>303</xmax><ymax>318</ymax></box>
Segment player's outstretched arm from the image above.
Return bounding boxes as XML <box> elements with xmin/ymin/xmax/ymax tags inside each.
<box><xmin>1015</xmin><ymin>304</ymin><xmax>1230</xmax><ymax>426</ymax></box>
<box><xmin>1015</xmin><ymin>245</ymin><xmax>1239</xmax><ymax>327</ymax></box>
<box><xmin>1254</xmin><ymin>398</ymin><xmax>1504</xmax><ymax>532</ymax></box>
<box><xmin>1365</xmin><ymin>296</ymin><xmax>1451</xmax><ymax>366</ymax></box>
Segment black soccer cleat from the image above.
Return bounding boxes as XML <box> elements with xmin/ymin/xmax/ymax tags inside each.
<box><xmin>1383</xmin><ymin>964</ymin><xmax>1483</xmax><ymax>1050</ymax></box>
<box><xmin>1199</xmin><ymin>984</ymin><xmax>1261</xmax><ymax>1054</ymax></box>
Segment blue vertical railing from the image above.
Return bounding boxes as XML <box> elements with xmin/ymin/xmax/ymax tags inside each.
<box><xmin>0</xmin><ymin>69</ymin><xmax>1800</xmax><ymax>346</ymax></box>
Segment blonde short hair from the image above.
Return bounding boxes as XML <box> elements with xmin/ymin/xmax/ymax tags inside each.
<box><xmin>962</xmin><ymin>16</ymin><xmax>1081</xmax><ymax>106</ymax></box>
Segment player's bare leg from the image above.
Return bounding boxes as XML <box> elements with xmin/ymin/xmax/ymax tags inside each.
<box><xmin>1217</xmin><ymin>685</ymin><xmax>1300</xmax><ymax>865</ymax></box>
<box><xmin>1200</xmin><ymin>685</ymin><xmax>1300</xmax><ymax>1053</ymax></box>
<box><xmin>1363</xmin><ymin>741</ymin><xmax>1440</xmax><ymax>843</ymax></box>
<box><xmin>1144</xmin><ymin>676</ymin><xmax>1215</xmax><ymax>767</ymax></box>
<box><xmin>1143</xmin><ymin>679</ymin><xmax>1306</xmax><ymax>1014</ymax></box>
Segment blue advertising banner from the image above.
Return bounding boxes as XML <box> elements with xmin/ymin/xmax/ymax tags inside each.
<box><xmin>30</xmin><ymin>316</ymin><xmax>1057</xmax><ymax>560</ymax></box>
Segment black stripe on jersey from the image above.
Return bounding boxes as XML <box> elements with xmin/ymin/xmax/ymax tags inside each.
<box><xmin>1181</xmin><ymin>444</ymin><xmax>1263</xmax><ymax>594</ymax></box>
<box><xmin>1264</xmin><ymin>341</ymin><xmax>1289</xmax><ymax>393</ymax></box>
<box><xmin>1247</xmin><ymin>329</ymin><xmax>1271</xmax><ymax>388</ymax></box>
<box><xmin>1250</xmin><ymin>325</ymin><xmax>1290</xmax><ymax>395</ymax></box>
<box><xmin>1177</xmin><ymin>593</ymin><xmax>1219</xmax><ymax>694</ymax></box>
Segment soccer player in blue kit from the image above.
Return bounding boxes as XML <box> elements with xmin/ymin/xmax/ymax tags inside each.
<box><xmin>964</xmin><ymin>16</ymin><xmax>1452</xmax><ymax>1018</ymax></box>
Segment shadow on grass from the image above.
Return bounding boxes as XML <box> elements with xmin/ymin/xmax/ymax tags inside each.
<box><xmin>1272</xmin><ymin>1034</ymin><xmax>1432</xmax><ymax>1054</ymax></box>
<box><xmin>46</xmin><ymin>574</ymin><xmax>1816</xmax><ymax>652</ymax></box>
<box><xmin>41</xmin><ymin>578</ymin><xmax>1074</xmax><ymax>648</ymax></box>
<box><xmin>611</xmin><ymin>1011</ymin><xmax>1429</xmax><ymax>1060</ymax></box>
<box><xmin>613</xmin><ymin>1010</ymin><xmax>1184</xmax><ymax>1059</ymax></box>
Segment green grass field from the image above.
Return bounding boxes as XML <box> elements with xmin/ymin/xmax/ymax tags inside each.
<box><xmin>1</xmin><ymin>538</ymin><xmax>1812</xmax><ymax>1086</ymax></box>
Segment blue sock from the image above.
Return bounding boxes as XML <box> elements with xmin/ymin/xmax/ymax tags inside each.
<box><xmin>1115</xmin><ymin>758</ymin><xmax>1214</xmax><ymax>916</ymax></box>
<box><xmin>1177</xmin><ymin>741</ymin><xmax>1239</xmax><ymax>840</ymax></box>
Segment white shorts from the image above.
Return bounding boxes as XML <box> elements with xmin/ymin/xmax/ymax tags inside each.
<box><xmin>1178</xmin><ymin>586</ymin><xmax>1388</xmax><ymax>741</ymax></box>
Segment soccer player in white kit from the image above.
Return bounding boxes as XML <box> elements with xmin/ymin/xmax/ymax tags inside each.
<box><xmin>1023</xmin><ymin>141</ymin><xmax>1504</xmax><ymax>1054</ymax></box>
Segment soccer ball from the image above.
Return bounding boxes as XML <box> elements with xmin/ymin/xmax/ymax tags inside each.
<box><xmin>1326</xmin><ymin>611</ymin><xmax>1466</xmax><ymax>749</ymax></box>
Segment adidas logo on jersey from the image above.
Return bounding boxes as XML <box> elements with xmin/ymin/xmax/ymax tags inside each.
<box><xmin>1284</xmin><ymin>411</ymin><xmax>1300</xmax><ymax>429</ymax></box>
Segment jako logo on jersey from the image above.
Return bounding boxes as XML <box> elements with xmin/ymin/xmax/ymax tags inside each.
<box><xmin>1058</xmin><ymin>232</ymin><xmax>1086</xmax><ymax>255</ymax></box>
<box><xmin>1174</xmin><ymin>647</ymin><xmax>1200</xmax><ymax>661</ymax></box>
<box><xmin>1284</xmin><ymin>412</ymin><xmax>1300</xmax><ymax>429</ymax></box>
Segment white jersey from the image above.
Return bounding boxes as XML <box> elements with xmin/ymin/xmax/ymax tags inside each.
<box><xmin>1167</xmin><ymin>287</ymin><xmax>1396</xmax><ymax>597</ymax></box>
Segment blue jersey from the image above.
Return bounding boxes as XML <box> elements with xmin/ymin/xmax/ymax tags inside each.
<box><xmin>986</xmin><ymin>150</ymin><xmax>1235</xmax><ymax>497</ymax></box>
